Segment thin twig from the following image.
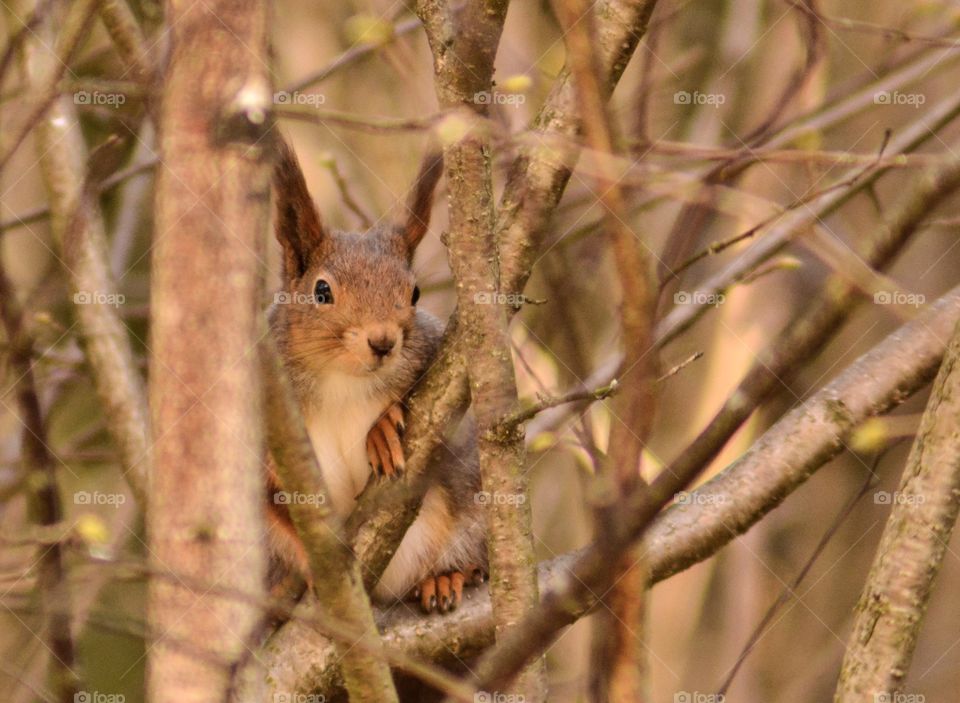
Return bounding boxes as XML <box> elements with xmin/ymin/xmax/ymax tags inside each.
<box><xmin>287</xmin><ymin>16</ymin><xmax>423</xmax><ymax>94</ymax></box>
<box><xmin>320</xmin><ymin>155</ymin><xmax>374</xmax><ymax>228</ymax></box>
<box><xmin>275</xmin><ymin>104</ymin><xmax>439</xmax><ymax>133</ymax></box>
<box><xmin>0</xmin><ymin>252</ymin><xmax>78</xmax><ymax>703</ymax></box>
<box><xmin>716</xmin><ymin>460</ymin><xmax>879</xmax><ymax>695</ymax></box>
<box><xmin>269</xmin><ymin>285</ymin><xmax>960</xmax><ymax>699</ymax></box>
<box><xmin>0</xmin><ymin>0</ymin><xmax>100</xmax><ymax>173</ymax></box>
<box><xmin>466</xmin><ymin>284</ymin><xmax>960</xmax><ymax>694</ymax></box>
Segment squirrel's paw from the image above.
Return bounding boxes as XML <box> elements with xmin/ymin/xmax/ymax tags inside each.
<box><xmin>412</xmin><ymin>566</ymin><xmax>486</xmax><ymax>614</ymax></box>
<box><xmin>366</xmin><ymin>403</ymin><xmax>405</xmax><ymax>480</ymax></box>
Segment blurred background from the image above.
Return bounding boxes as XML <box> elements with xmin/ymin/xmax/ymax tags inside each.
<box><xmin>3</xmin><ymin>0</ymin><xmax>960</xmax><ymax>701</ymax></box>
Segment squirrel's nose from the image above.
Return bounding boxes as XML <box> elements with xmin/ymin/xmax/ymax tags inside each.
<box><xmin>368</xmin><ymin>335</ymin><xmax>396</xmax><ymax>358</ymax></box>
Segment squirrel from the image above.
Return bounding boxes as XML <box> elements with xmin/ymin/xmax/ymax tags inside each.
<box><xmin>264</xmin><ymin>136</ymin><xmax>487</xmax><ymax>614</ymax></box>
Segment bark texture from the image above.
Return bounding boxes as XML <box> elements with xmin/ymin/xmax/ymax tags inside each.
<box><xmin>835</xmin><ymin>319</ymin><xmax>960</xmax><ymax>701</ymax></box>
<box><xmin>147</xmin><ymin>1</ymin><xmax>271</xmax><ymax>701</ymax></box>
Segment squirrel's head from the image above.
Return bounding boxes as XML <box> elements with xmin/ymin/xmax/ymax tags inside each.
<box><xmin>271</xmin><ymin>137</ymin><xmax>443</xmax><ymax>380</ymax></box>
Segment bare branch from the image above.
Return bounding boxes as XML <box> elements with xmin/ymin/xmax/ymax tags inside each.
<box><xmin>97</xmin><ymin>0</ymin><xmax>153</xmax><ymax>82</ymax></box>
<box><xmin>658</xmin><ymin>139</ymin><xmax>960</xmax><ymax>502</ymax></box>
<box><xmin>0</xmin><ymin>251</ymin><xmax>78</xmax><ymax>703</ymax></box>
<box><xmin>286</xmin><ymin>16</ymin><xmax>423</xmax><ymax>94</ymax></box>
<box><xmin>147</xmin><ymin>1</ymin><xmax>271</xmax><ymax>699</ymax></box>
<box><xmin>416</xmin><ymin>0</ymin><xmax>544</xmax><ymax>699</ymax></box>
<box><xmin>347</xmin><ymin>0</ymin><xmax>661</xmax><ymax>613</ymax></box>
<box><xmin>267</xmin><ymin>281</ymin><xmax>960</xmax><ymax>698</ymax></box>
<box><xmin>656</xmin><ymin>90</ymin><xmax>960</xmax><ymax>347</ymax></box>
<box><xmin>257</xmin><ymin>334</ymin><xmax>399</xmax><ymax>702</ymax></box>
<box><xmin>835</xmin><ymin>320</ymin><xmax>960</xmax><ymax>700</ymax></box>
<box><xmin>0</xmin><ymin>0</ymin><xmax>99</xmax><ymax>173</ymax></box>
<box><xmin>552</xmin><ymin>0</ymin><xmax>659</xmax><ymax>698</ymax></box>
<box><xmin>468</xmin><ymin>283</ymin><xmax>960</xmax><ymax>692</ymax></box>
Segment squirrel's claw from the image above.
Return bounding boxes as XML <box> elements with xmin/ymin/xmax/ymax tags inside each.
<box><xmin>366</xmin><ymin>403</ymin><xmax>406</xmax><ymax>480</ymax></box>
<box><xmin>416</xmin><ymin>569</ymin><xmax>479</xmax><ymax>613</ymax></box>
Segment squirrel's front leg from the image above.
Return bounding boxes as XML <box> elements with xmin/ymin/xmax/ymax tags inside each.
<box><xmin>366</xmin><ymin>402</ymin><xmax>405</xmax><ymax>479</ymax></box>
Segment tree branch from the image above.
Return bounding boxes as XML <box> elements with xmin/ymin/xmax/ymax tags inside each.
<box><xmin>656</xmin><ymin>89</ymin><xmax>960</xmax><ymax>347</ymax></box>
<box><xmin>551</xmin><ymin>0</ymin><xmax>659</xmax><ymax>698</ymax></box>
<box><xmin>347</xmin><ymin>0</ymin><xmax>661</xmax><ymax>612</ymax></box>
<box><xmin>257</xmin><ymin>334</ymin><xmax>399</xmax><ymax>702</ymax></box>
<box><xmin>415</xmin><ymin>0</ymin><xmax>545</xmax><ymax>698</ymax></box>
<box><xmin>97</xmin><ymin>0</ymin><xmax>153</xmax><ymax>82</ymax></box>
<box><xmin>0</xmin><ymin>250</ymin><xmax>77</xmax><ymax>703</ymax></box>
<box><xmin>15</xmin><ymin>1</ymin><xmax>152</xmax><ymax>506</ymax></box>
<box><xmin>147</xmin><ymin>1</ymin><xmax>270</xmax><ymax>699</ymax></box>
<box><xmin>270</xmin><ymin>273</ymin><xmax>960</xmax><ymax>703</ymax></box>
<box><xmin>658</xmin><ymin>138</ymin><xmax>960</xmax><ymax>507</ymax></box>
<box><xmin>468</xmin><ymin>282</ymin><xmax>960</xmax><ymax>692</ymax></box>
<box><xmin>834</xmin><ymin>320</ymin><xmax>960</xmax><ymax>700</ymax></box>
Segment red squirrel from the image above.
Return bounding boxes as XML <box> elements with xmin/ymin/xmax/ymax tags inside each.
<box><xmin>265</xmin><ymin>137</ymin><xmax>486</xmax><ymax>613</ymax></box>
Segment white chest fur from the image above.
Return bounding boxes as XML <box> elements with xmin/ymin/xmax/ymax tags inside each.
<box><xmin>302</xmin><ymin>373</ymin><xmax>389</xmax><ymax>517</ymax></box>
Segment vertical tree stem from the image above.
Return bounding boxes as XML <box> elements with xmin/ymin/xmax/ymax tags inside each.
<box><xmin>147</xmin><ymin>1</ymin><xmax>270</xmax><ymax>700</ymax></box>
<box><xmin>553</xmin><ymin>0</ymin><xmax>659</xmax><ymax>698</ymax></box>
<box><xmin>416</xmin><ymin>0</ymin><xmax>547</xmax><ymax>699</ymax></box>
<box><xmin>835</xmin><ymin>319</ymin><xmax>960</xmax><ymax>700</ymax></box>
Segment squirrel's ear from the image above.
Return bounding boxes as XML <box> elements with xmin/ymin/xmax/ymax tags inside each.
<box><xmin>273</xmin><ymin>137</ymin><xmax>328</xmax><ymax>279</ymax></box>
<box><xmin>399</xmin><ymin>151</ymin><xmax>444</xmax><ymax>257</ymax></box>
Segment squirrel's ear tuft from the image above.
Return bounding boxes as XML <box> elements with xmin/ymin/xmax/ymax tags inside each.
<box><xmin>399</xmin><ymin>151</ymin><xmax>444</xmax><ymax>258</ymax></box>
<box><xmin>273</xmin><ymin>137</ymin><xmax>328</xmax><ymax>280</ymax></box>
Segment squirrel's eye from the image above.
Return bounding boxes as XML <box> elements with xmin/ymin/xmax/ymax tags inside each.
<box><xmin>313</xmin><ymin>280</ymin><xmax>333</xmax><ymax>304</ymax></box>
<box><xmin>411</xmin><ymin>285</ymin><xmax>420</xmax><ymax>306</ymax></box>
